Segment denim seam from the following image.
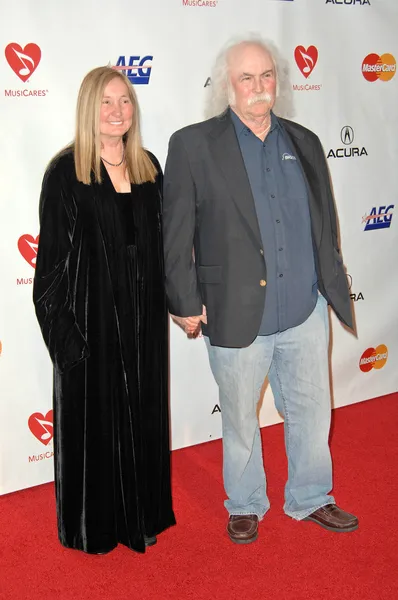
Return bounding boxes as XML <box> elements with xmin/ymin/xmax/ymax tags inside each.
<box><xmin>274</xmin><ymin>357</ymin><xmax>290</xmax><ymax>458</ymax></box>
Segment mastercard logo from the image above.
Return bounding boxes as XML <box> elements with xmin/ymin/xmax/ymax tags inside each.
<box><xmin>362</xmin><ymin>53</ymin><xmax>396</xmax><ymax>82</ymax></box>
<box><xmin>359</xmin><ymin>344</ymin><xmax>388</xmax><ymax>373</ymax></box>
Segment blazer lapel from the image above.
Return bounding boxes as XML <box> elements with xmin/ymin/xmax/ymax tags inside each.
<box><xmin>208</xmin><ymin>113</ymin><xmax>262</xmax><ymax>248</ymax></box>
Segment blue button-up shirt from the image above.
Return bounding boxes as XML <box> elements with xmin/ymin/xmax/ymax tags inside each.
<box><xmin>231</xmin><ymin>109</ymin><xmax>318</xmax><ymax>335</ymax></box>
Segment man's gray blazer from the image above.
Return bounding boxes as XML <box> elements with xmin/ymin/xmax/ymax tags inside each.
<box><xmin>163</xmin><ymin>111</ymin><xmax>353</xmax><ymax>348</ymax></box>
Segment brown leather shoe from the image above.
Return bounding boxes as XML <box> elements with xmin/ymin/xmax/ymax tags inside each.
<box><xmin>227</xmin><ymin>514</ymin><xmax>259</xmax><ymax>544</ymax></box>
<box><xmin>303</xmin><ymin>504</ymin><xmax>358</xmax><ymax>532</ymax></box>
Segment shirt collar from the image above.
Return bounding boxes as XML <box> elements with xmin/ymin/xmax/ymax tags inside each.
<box><xmin>230</xmin><ymin>108</ymin><xmax>280</xmax><ymax>138</ymax></box>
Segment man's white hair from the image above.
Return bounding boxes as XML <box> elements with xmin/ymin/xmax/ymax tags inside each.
<box><xmin>205</xmin><ymin>34</ymin><xmax>293</xmax><ymax>119</ymax></box>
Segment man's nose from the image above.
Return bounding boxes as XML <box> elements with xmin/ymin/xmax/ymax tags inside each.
<box><xmin>253</xmin><ymin>77</ymin><xmax>264</xmax><ymax>93</ymax></box>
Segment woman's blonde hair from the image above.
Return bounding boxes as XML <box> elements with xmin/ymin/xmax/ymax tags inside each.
<box><xmin>74</xmin><ymin>66</ymin><xmax>156</xmax><ymax>185</ymax></box>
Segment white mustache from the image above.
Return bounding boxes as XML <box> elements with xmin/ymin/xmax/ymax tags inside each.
<box><xmin>248</xmin><ymin>93</ymin><xmax>273</xmax><ymax>106</ymax></box>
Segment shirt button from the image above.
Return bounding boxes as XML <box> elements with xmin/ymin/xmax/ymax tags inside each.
<box><xmin>279</xmin><ymin>247</ymin><xmax>283</xmax><ymax>251</ymax></box>
<box><xmin>266</xmin><ymin>168</ymin><xmax>271</xmax><ymax>172</ymax></box>
<box><xmin>271</xmin><ymin>194</ymin><xmax>275</xmax><ymax>198</ymax></box>
<box><xmin>260</xmin><ymin>249</ymin><xmax>264</xmax><ymax>255</ymax></box>
<box><xmin>279</xmin><ymin>274</ymin><xmax>284</xmax><ymax>278</ymax></box>
<box><xmin>276</xmin><ymin>219</ymin><xmax>280</xmax><ymax>223</ymax></box>
<box><xmin>260</xmin><ymin>279</ymin><xmax>267</xmax><ymax>287</ymax></box>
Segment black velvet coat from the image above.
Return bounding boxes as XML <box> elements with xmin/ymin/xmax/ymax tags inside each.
<box><xmin>33</xmin><ymin>149</ymin><xmax>175</xmax><ymax>554</ymax></box>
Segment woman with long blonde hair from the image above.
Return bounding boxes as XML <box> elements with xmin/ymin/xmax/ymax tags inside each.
<box><xmin>33</xmin><ymin>67</ymin><xmax>175</xmax><ymax>554</ymax></box>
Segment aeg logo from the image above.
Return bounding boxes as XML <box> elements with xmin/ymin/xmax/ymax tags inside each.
<box><xmin>113</xmin><ymin>55</ymin><xmax>153</xmax><ymax>85</ymax></box>
<box><xmin>362</xmin><ymin>206</ymin><xmax>394</xmax><ymax>231</ymax></box>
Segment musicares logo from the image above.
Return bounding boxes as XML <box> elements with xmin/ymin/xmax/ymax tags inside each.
<box><xmin>182</xmin><ymin>0</ymin><xmax>219</xmax><ymax>6</ymax></box>
<box><xmin>295</xmin><ymin>46</ymin><xmax>318</xmax><ymax>78</ymax></box>
<box><xmin>28</xmin><ymin>410</ymin><xmax>54</xmax><ymax>445</ymax></box>
<box><xmin>5</xmin><ymin>43</ymin><xmax>41</xmax><ymax>81</ymax></box>
<box><xmin>18</xmin><ymin>234</ymin><xmax>39</xmax><ymax>268</ymax></box>
<box><xmin>293</xmin><ymin>46</ymin><xmax>322</xmax><ymax>91</ymax></box>
<box><xmin>359</xmin><ymin>345</ymin><xmax>388</xmax><ymax>373</ymax></box>
<box><xmin>17</xmin><ymin>234</ymin><xmax>39</xmax><ymax>285</ymax></box>
<box><xmin>4</xmin><ymin>42</ymin><xmax>48</xmax><ymax>97</ymax></box>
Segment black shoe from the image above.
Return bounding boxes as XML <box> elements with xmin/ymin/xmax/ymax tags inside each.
<box><xmin>144</xmin><ymin>535</ymin><xmax>157</xmax><ymax>547</ymax></box>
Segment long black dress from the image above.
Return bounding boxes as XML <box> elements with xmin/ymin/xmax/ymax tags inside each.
<box><xmin>33</xmin><ymin>149</ymin><xmax>175</xmax><ymax>553</ymax></box>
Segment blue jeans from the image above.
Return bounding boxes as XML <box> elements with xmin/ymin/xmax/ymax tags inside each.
<box><xmin>204</xmin><ymin>294</ymin><xmax>335</xmax><ymax>520</ymax></box>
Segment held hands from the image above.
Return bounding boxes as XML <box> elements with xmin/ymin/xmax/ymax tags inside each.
<box><xmin>171</xmin><ymin>306</ymin><xmax>207</xmax><ymax>336</ymax></box>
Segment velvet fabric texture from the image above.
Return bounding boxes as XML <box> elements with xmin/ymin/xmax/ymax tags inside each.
<box><xmin>33</xmin><ymin>149</ymin><xmax>176</xmax><ymax>554</ymax></box>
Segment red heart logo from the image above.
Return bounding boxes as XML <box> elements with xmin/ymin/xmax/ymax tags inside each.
<box><xmin>5</xmin><ymin>43</ymin><xmax>41</xmax><ymax>83</ymax></box>
<box><xmin>294</xmin><ymin>45</ymin><xmax>318</xmax><ymax>79</ymax></box>
<box><xmin>28</xmin><ymin>411</ymin><xmax>54</xmax><ymax>446</ymax></box>
<box><xmin>18</xmin><ymin>234</ymin><xmax>39</xmax><ymax>269</ymax></box>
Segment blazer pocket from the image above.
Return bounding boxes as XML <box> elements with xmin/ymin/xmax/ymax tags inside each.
<box><xmin>198</xmin><ymin>265</ymin><xmax>222</xmax><ymax>284</ymax></box>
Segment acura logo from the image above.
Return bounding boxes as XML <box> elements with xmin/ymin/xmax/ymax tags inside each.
<box><xmin>328</xmin><ymin>125</ymin><xmax>367</xmax><ymax>159</ymax></box>
<box><xmin>341</xmin><ymin>126</ymin><xmax>354</xmax><ymax>145</ymax></box>
<box><xmin>346</xmin><ymin>273</ymin><xmax>364</xmax><ymax>302</ymax></box>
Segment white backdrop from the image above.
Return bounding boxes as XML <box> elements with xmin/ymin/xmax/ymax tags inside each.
<box><xmin>0</xmin><ymin>0</ymin><xmax>397</xmax><ymax>495</ymax></box>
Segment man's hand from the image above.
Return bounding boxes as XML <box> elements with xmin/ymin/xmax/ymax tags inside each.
<box><xmin>171</xmin><ymin>306</ymin><xmax>207</xmax><ymax>335</ymax></box>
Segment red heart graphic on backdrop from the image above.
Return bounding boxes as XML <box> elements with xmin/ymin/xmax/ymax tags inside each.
<box><xmin>18</xmin><ymin>234</ymin><xmax>39</xmax><ymax>269</ymax></box>
<box><xmin>294</xmin><ymin>45</ymin><xmax>318</xmax><ymax>79</ymax></box>
<box><xmin>5</xmin><ymin>43</ymin><xmax>41</xmax><ymax>82</ymax></box>
<box><xmin>28</xmin><ymin>411</ymin><xmax>54</xmax><ymax>446</ymax></box>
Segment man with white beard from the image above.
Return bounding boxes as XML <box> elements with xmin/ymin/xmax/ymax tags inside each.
<box><xmin>163</xmin><ymin>37</ymin><xmax>358</xmax><ymax>544</ymax></box>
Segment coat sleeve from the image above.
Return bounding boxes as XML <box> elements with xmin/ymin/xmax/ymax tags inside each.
<box><xmin>33</xmin><ymin>160</ymin><xmax>89</xmax><ymax>374</ymax></box>
<box><xmin>315</xmin><ymin>136</ymin><xmax>340</xmax><ymax>253</ymax></box>
<box><xmin>162</xmin><ymin>132</ymin><xmax>203</xmax><ymax>317</ymax></box>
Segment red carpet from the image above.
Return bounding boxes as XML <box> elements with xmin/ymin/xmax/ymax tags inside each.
<box><xmin>1</xmin><ymin>393</ymin><xmax>397</xmax><ymax>600</ymax></box>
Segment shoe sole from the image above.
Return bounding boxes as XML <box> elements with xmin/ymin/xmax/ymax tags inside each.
<box><xmin>228</xmin><ymin>532</ymin><xmax>258</xmax><ymax>545</ymax></box>
<box><xmin>303</xmin><ymin>517</ymin><xmax>359</xmax><ymax>533</ymax></box>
